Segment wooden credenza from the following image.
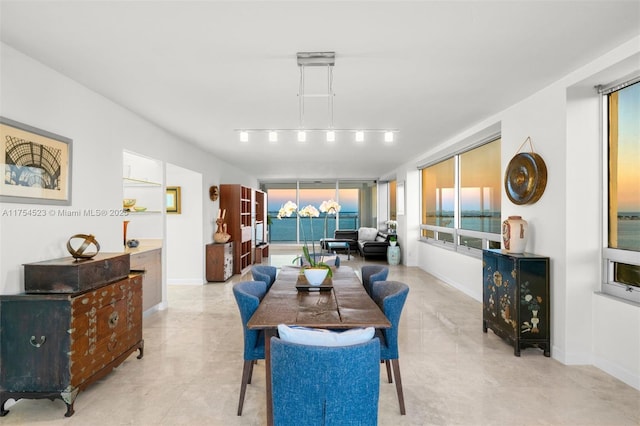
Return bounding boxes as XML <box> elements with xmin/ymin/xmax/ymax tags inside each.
<box><xmin>482</xmin><ymin>249</ymin><xmax>550</xmax><ymax>357</ymax></box>
<box><xmin>205</xmin><ymin>242</ymin><xmax>233</xmax><ymax>282</ymax></box>
<box><xmin>0</xmin><ymin>274</ymin><xmax>144</xmax><ymax>417</ymax></box>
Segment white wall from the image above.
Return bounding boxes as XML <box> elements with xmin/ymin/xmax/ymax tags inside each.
<box><xmin>399</xmin><ymin>36</ymin><xmax>640</xmax><ymax>390</ymax></box>
<box><xmin>166</xmin><ymin>163</ymin><xmax>204</xmax><ymax>285</ymax></box>
<box><xmin>0</xmin><ymin>43</ymin><xmax>257</xmax><ymax>297</ymax></box>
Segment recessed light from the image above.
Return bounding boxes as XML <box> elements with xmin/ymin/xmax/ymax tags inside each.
<box><xmin>268</xmin><ymin>131</ymin><xmax>278</xmax><ymax>142</ymax></box>
<box><xmin>297</xmin><ymin>131</ymin><xmax>306</xmax><ymax>142</ymax></box>
<box><xmin>240</xmin><ymin>131</ymin><xmax>249</xmax><ymax>142</ymax></box>
<box><xmin>384</xmin><ymin>131</ymin><xmax>394</xmax><ymax>142</ymax></box>
<box><xmin>355</xmin><ymin>131</ymin><xmax>364</xmax><ymax>142</ymax></box>
<box><xmin>326</xmin><ymin>130</ymin><xmax>335</xmax><ymax>142</ymax></box>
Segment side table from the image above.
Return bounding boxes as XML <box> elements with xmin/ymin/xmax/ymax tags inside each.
<box><xmin>326</xmin><ymin>241</ymin><xmax>350</xmax><ymax>260</ymax></box>
<box><xmin>387</xmin><ymin>245</ymin><xmax>400</xmax><ymax>265</ymax></box>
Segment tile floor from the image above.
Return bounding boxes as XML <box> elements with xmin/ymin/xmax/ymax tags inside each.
<box><xmin>3</xmin><ymin>246</ymin><xmax>640</xmax><ymax>425</ymax></box>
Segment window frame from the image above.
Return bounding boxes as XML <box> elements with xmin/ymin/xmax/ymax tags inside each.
<box><xmin>419</xmin><ymin>136</ymin><xmax>502</xmax><ymax>258</ymax></box>
<box><xmin>600</xmin><ymin>80</ymin><xmax>640</xmax><ymax>304</ymax></box>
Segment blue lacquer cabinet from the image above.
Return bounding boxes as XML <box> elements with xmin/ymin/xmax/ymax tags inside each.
<box><xmin>482</xmin><ymin>249</ymin><xmax>550</xmax><ymax>357</ymax></box>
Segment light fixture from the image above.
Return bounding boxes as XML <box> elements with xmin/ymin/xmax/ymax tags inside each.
<box><xmin>235</xmin><ymin>52</ymin><xmax>398</xmax><ymax>143</ymax></box>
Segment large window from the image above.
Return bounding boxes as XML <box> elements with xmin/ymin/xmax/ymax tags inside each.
<box><xmin>420</xmin><ymin>137</ymin><xmax>502</xmax><ymax>256</ymax></box>
<box><xmin>603</xmin><ymin>80</ymin><xmax>640</xmax><ymax>303</ymax></box>
<box><xmin>263</xmin><ymin>180</ymin><xmax>375</xmax><ymax>243</ymax></box>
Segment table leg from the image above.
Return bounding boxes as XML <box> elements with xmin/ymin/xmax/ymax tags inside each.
<box><xmin>265</xmin><ymin>328</ymin><xmax>276</xmax><ymax>426</ymax></box>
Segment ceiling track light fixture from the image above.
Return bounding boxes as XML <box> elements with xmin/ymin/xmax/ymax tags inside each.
<box><xmin>236</xmin><ymin>51</ymin><xmax>398</xmax><ymax>143</ymax></box>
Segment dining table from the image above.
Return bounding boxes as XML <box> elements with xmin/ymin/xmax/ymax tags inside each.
<box><xmin>247</xmin><ymin>264</ymin><xmax>391</xmax><ymax>426</ymax></box>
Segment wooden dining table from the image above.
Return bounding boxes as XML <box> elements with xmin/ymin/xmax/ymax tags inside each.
<box><xmin>247</xmin><ymin>265</ymin><xmax>391</xmax><ymax>426</ymax></box>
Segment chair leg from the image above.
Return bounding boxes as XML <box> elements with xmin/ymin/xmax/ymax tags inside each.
<box><xmin>248</xmin><ymin>360</ymin><xmax>254</xmax><ymax>384</ymax></box>
<box><xmin>237</xmin><ymin>360</ymin><xmax>253</xmax><ymax>416</ymax></box>
<box><xmin>391</xmin><ymin>359</ymin><xmax>406</xmax><ymax>415</ymax></box>
<box><xmin>385</xmin><ymin>359</ymin><xmax>393</xmax><ymax>383</ymax></box>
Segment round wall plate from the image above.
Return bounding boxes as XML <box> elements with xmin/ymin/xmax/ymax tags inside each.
<box><xmin>504</xmin><ymin>152</ymin><xmax>547</xmax><ymax>205</ymax></box>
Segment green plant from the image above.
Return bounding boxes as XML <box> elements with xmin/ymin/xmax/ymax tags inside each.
<box><xmin>389</xmin><ymin>235</ymin><xmax>397</xmax><ymax>242</ymax></box>
<box><xmin>277</xmin><ymin>201</ymin><xmax>333</xmax><ymax>278</ymax></box>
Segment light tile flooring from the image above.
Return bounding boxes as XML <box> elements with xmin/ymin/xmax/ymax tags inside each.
<box><xmin>3</xmin><ymin>246</ymin><xmax>640</xmax><ymax>425</ymax></box>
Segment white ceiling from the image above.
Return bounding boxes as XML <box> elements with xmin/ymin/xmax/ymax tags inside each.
<box><xmin>1</xmin><ymin>1</ymin><xmax>639</xmax><ymax>181</ymax></box>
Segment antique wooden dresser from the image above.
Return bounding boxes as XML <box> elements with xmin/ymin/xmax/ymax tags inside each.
<box><xmin>0</xmin><ymin>254</ymin><xmax>144</xmax><ymax>417</ymax></box>
<box><xmin>482</xmin><ymin>249</ymin><xmax>550</xmax><ymax>357</ymax></box>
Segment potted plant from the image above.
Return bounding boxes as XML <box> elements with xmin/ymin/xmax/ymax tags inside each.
<box><xmin>389</xmin><ymin>235</ymin><xmax>398</xmax><ymax>246</ymax></box>
<box><xmin>277</xmin><ymin>201</ymin><xmax>333</xmax><ymax>285</ymax></box>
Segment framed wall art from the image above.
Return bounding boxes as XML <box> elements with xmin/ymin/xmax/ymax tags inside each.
<box><xmin>166</xmin><ymin>186</ymin><xmax>181</xmax><ymax>214</ymax></box>
<box><xmin>1</xmin><ymin>117</ymin><xmax>72</xmax><ymax>205</ymax></box>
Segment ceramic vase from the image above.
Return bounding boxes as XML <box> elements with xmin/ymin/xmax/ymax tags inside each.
<box><xmin>304</xmin><ymin>268</ymin><xmax>329</xmax><ymax>286</ymax></box>
<box><xmin>502</xmin><ymin>216</ymin><xmax>528</xmax><ymax>254</ymax></box>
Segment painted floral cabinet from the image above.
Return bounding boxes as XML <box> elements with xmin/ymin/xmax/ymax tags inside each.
<box><xmin>482</xmin><ymin>249</ymin><xmax>550</xmax><ymax>357</ymax></box>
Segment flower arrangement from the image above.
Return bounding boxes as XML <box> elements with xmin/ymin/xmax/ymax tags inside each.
<box><xmin>385</xmin><ymin>219</ymin><xmax>398</xmax><ymax>232</ymax></box>
<box><xmin>277</xmin><ymin>200</ymin><xmax>334</xmax><ymax>277</ymax></box>
<box><xmin>319</xmin><ymin>199</ymin><xmax>341</xmax><ymax>240</ymax></box>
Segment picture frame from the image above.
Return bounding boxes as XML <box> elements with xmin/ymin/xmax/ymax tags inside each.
<box><xmin>166</xmin><ymin>186</ymin><xmax>181</xmax><ymax>214</ymax></box>
<box><xmin>0</xmin><ymin>117</ymin><xmax>72</xmax><ymax>205</ymax></box>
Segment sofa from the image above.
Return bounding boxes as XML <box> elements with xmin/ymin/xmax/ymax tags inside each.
<box><xmin>356</xmin><ymin>227</ymin><xmax>394</xmax><ymax>259</ymax></box>
<box><xmin>321</xmin><ymin>227</ymin><xmax>394</xmax><ymax>259</ymax></box>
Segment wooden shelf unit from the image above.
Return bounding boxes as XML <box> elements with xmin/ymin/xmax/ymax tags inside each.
<box><xmin>220</xmin><ymin>184</ymin><xmax>253</xmax><ymax>274</ymax></box>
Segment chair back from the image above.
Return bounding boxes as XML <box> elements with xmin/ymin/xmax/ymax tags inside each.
<box><xmin>270</xmin><ymin>337</ymin><xmax>380</xmax><ymax>426</ymax></box>
<box><xmin>371</xmin><ymin>281</ymin><xmax>409</xmax><ymax>359</ymax></box>
<box><xmin>251</xmin><ymin>265</ymin><xmax>277</xmax><ymax>289</ymax></box>
<box><xmin>361</xmin><ymin>265</ymin><xmax>389</xmax><ymax>296</ymax></box>
<box><xmin>232</xmin><ymin>281</ymin><xmax>267</xmax><ymax>360</ymax></box>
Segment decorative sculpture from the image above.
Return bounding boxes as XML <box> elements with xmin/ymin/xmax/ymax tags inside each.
<box><xmin>214</xmin><ymin>208</ymin><xmax>231</xmax><ymax>243</ymax></box>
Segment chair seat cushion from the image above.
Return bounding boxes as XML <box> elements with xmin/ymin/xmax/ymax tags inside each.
<box><xmin>278</xmin><ymin>324</ymin><xmax>374</xmax><ymax>347</ymax></box>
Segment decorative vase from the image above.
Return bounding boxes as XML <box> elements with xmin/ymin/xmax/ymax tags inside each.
<box><xmin>303</xmin><ymin>268</ymin><xmax>329</xmax><ymax>286</ymax></box>
<box><xmin>213</xmin><ymin>219</ymin><xmax>231</xmax><ymax>243</ymax></box>
<box><xmin>502</xmin><ymin>216</ymin><xmax>528</xmax><ymax>254</ymax></box>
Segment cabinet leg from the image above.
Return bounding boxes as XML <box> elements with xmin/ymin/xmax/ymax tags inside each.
<box><xmin>64</xmin><ymin>402</ymin><xmax>75</xmax><ymax>417</ymax></box>
<box><xmin>136</xmin><ymin>339</ymin><xmax>145</xmax><ymax>359</ymax></box>
<box><xmin>482</xmin><ymin>320</ymin><xmax>488</xmax><ymax>333</ymax></box>
<box><xmin>514</xmin><ymin>338</ymin><xmax>521</xmax><ymax>357</ymax></box>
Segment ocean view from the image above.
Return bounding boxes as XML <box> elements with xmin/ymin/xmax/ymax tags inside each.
<box><xmin>267</xmin><ymin>212</ymin><xmax>640</xmax><ymax>251</ymax></box>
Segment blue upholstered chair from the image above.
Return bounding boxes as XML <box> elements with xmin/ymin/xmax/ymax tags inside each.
<box><xmin>361</xmin><ymin>265</ymin><xmax>389</xmax><ymax>296</ymax></box>
<box><xmin>232</xmin><ymin>281</ymin><xmax>267</xmax><ymax>416</ymax></box>
<box><xmin>270</xmin><ymin>337</ymin><xmax>380</xmax><ymax>425</ymax></box>
<box><xmin>299</xmin><ymin>252</ymin><xmax>341</xmax><ymax>267</ymax></box>
<box><xmin>371</xmin><ymin>280</ymin><xmax>410</xmax><ymax>415</ymax></box>
<box><xmin>251</xmin><ymin>265</ymin><xmax>277</xmax><ymax>290</ymax></box>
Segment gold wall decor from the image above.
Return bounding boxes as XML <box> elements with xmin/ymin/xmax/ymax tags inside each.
<box><xmin>504</xmin><ymin>137</ymin><xmax>547</xmax><ymax>205</ymax></box>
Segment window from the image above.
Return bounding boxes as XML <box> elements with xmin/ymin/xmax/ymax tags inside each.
<box><xmin>420</xmin><ymin>138</ymin><xmax>502</xmax><ymax>256</ymax></box>
<box><xmin>602</xmin><ymin>80</ymin><xmax>640</xmax><ymax>303</ymax></box>
<box><xmin>263</xmin><ymin>180</ymin><xmax>375</xmax><ymax>243</ymax></box>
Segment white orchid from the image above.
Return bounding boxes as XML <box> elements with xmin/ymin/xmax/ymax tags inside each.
<box><xmin>298</xmin><ymin>204</ymin><xmax>320</xmax><ymax>218</ymax></box>
<box><xmin>277</xmin><ymin>201</ymin><xmax>298</xmax><ymax>219</ymax></box>
<box><xmin>276</xmin><ymin>200</ymin><xmax>332</xmax><ymax>277</ymax></box>
<box><xmin>319</xmin><ymin>199</ymin><xmax>341</xmax><ymax>214</ymax></box>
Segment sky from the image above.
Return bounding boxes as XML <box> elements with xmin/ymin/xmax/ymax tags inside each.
<box><xmin>617</xmin><ymin>82</ymin><xmax>640</xmax><ymax>212</ymax></box>
<box><xmin>268</xmin><ymin>188</ymin><xmax>358</xmax><ymax>212</ymax></box>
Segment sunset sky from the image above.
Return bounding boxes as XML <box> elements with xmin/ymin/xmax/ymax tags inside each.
<box><xmin>268</xmin><ymin>188</ymin><xmax>359</xmax><ymax>212</ymax></box>
<box><xmin>617</xmin><ymin>82</ymin><xmax>640</xmax><ymax>212</ymax></box>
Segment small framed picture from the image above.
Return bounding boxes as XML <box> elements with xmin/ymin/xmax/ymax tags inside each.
<box><xmin>166</xmin><ymin>186</ymin><xmax>181</xmax><ymax>214</ymax></box>
<box><xmin>1</xmin><ymin>117</ymin><xmax>72</xmax><ymax>205</ymax></box>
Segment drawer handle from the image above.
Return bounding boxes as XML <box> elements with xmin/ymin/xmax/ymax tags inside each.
<box><xmin>108</xmin><ymin>311</ymin><xmax>119</xmax><ymax>328</ymax></box>
<box><xmin>107</xmin><ymin>339</ymin><xmax>118</xmax><ymax>352</ymax></box>
<box><xmin>30</xmin><ymin>335</ymin><xmax>46</xmax><ymax>348</ymax></box>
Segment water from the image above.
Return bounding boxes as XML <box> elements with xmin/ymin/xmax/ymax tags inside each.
<box><xmin>269</xmin><ymin>212</ymin><xmax>359</xmax><ymax>242</ymax></box>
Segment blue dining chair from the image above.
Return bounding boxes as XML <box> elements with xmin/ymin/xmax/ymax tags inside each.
<box><xmin>232</xmin><ymin>281</ymin><xmax>267</xmax><ymax>416</ymax></box>
<box><xmin>270</xmin><ymin>336</ymin><xmax>380</xmax><ymax>425</ymax></box>
<box><xmin>371</xmin><ymin>280</ymin><xmax>409</xmax><ymax>415</ymax></box>
<box><xmin>361</xmin><ymin>265</ymin><xmax>389</xmax><ymax>296</ymax></box>
<box><xmin>299</xmin><ymin>253</ymin><xmax>340</xmax><ymax>267</ymax></box>
<box><xmin>251</xmin><ymin>265</ymin><xmax>277</xmax><ymax>290</ymax></box>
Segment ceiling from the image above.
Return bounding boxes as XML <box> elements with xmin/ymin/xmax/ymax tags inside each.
<box><xmin>1</xmin><ymin>1</ymin><xmax>639</xmax><ymax>181</ymax></box>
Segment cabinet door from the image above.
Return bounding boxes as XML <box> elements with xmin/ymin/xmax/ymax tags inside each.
<box><xmin>492</xmin><ymin>255</ymin><xmax>518</xmax><ymax>337</ymax></box>
<box><xmin>0</xmin><ymin>298</ymin><xmax>71</xmax><ymax>391</ymax></box>
<box><xmin>518</xmin><ymin>259</ymin><xmax>549</xmax><ymax>340</ymax></box>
